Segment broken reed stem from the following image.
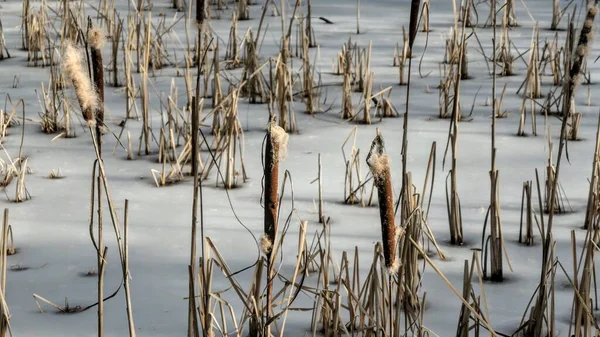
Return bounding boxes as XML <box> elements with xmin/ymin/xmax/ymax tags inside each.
<box><xmin>422</xmin><ymin>0</ymin><xmax>430</xmax><ymax>32</ymax></box>
<box><xmin>123</xmin><ymin>200</ymin><xmax>136</xmax><ymax>337</ymax></box>
<box><xmin>88</xmin><ymin>27</ymin><xmax>107</xmax><ymax>337</ymax></box>
<box><xmin>189</xmin><ymin>96</ymin><xmax>201</xmax><ymax>337</ymax></box>
<box><xmin>366</xmin><ymin>132</ymin><xmax>397</xmax><ymax>273</ymax></box>
<box><xmin>306</xmin><ymin>0</ymin><xmax>315</xmax><ymax>47</ymax></box>
<box><xmin>488</xmin><ymin>0</ymin><xmax>505</xmax><ymax>282</ymax></box>
<box><xmin>318</xmin><ymin>153</ymin><xmax>324</xmax><ymax>223</ymax></box>
<box><xmin>584</xmin><ymin>112</ymin><xmax>600</xmax><ymax>230</ymax></box>
<box><xmin>519</xmin><ymin>181</ymin><xmax>534</xmax><ymax>246</ymax></box>
<box><xmin>140</xmin><ymin>14</ymin><xmax>151</xmax><ymax>155</ymax></box>
<box><xmin>0</xmin><ymin>209</ymin><xmax>10</xmax><ymax>337</ymax></box>
<box><xmin>111</xmin><ymin>18</ymin><xmax>123</xmax><ymax>87</ymax></box>
<box><xmin>98</xmin><ymin>246</ymin><xmax>107</xmax><ymax>337</ymax></box>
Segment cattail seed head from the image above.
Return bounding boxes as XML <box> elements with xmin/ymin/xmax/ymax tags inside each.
<box><xmin>589</xmin><ymin>4</ymin><xmax>598</xmax><ymax>16</ymax></box>
<box><xmin>369</xmin><ymin>153</ymin><xmax>390</xmax><ymax>184</ymax></box>
<box><xmin>367</xmin><ymin>136</ymin><xmax>397</xmax><ymax>272</ymax></box>
<box><xmin>260</xmin><ymin>235</ymin><xmax>273</xmax><ymax>255</ymax></box>
<box><xmin>387</xmin><ymin>258</ymin><xmax>400</xmax><ymax>275</ymax></box>
<box><xmin>88</xmin><ymin>28</ymin><xmax>106</xmax><ymax>50</ymax></box>
<box><xmin>270</xmin><ymin>124</ymin><xmax>289</xmax><ymax>160</ymax></box>
<box><xmin>62</xmin><ymin>42</ymin><xmax>98</xmax><ymax>120</ymax></box>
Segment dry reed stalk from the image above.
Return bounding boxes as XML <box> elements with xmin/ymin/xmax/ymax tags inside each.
<box><xmin>173</xmin><ymin>0</ymin><xmax>184</xmax><ymax>11</ymax></box>
<box><xmin>584</xmin><ymin>114</ymin><xmax>600</xmax><ymax>230</ymax></box>
<box><xmin>21</xmin><ymin>0</ymin><xmax>30</xmax><ymax>50</ymax></box>
<box><xmin>139</xmin><ymin>13</ymin><xmax>152</xmax><ymax>155</ymax></box>
<box><xmin>570</xmin><ymin>228</ymin><xmax>598</xmax><ymax>337</ymax></box>
<box><xmin>211</xmin><ymin>45</ymin><xmax>223</xmax><ymax>133</ymax></box>
<box><xmin>503</xmin><ymin>0</ymin><xmax>517</xmax><ymax>27</ymax></box>
<box><xmin>398</xmin><ymin>40</ymin><xmax>408</xmax><ymax>85</ymax></box>
<box><xmin>0</xmin><ymin>209</ymin><xmax>11</xmax><ymax>337</ymax></box>
<box><xmin>37</xmin><ymin>76</ymin><xmax>64</xmax><ymax>135</ymax></box>
<box><xmin>241</xmin><ymin>30</ymin><xmax>266</xmax><ymax>104</ymax></box>
<box><xmin>461</xmin><ymin>0</ymin><xmax>475</xmax><ymax>27</ymax></box>
<box><xmin>110</xmin><ymin>17</ymin><xmax>123</xmax><ymax>87</ymax></box>
<box><xmin>238</xmin><ymin>0</ymin><xmax>249</xmax><ymax>20</ymax></box>
<box><xmin>517</xmin><ymin>26</ymin><xmax>541</xmax><ymax>136</ymax></box>
<box><xmin>551</xmin><ymin>0</ymin><xmax>562</xmax><ymax>30</ymax></box>
<box><xmin>202</xmin><ymin>91</ymin><xmax>247</xmax><ymax>188</ymax></box>
<box><xmin>341</xmin><ymin>128</ymin><xmax>372</xmax><ymax>206</ymax></box>
<box><xmin>360</xmin><ymin>71</ymin><xmax>374</xmax><ymax>124</ymax></box>
<box><xmin>26</xmin><ymin>4</ymin><xmax>50</xmax><ymax>67</ymax></box>
<box><xmin>456</xmin><ymin>257</ymin><xmax>475</xmax><ymax>337</ymax></box>
<box><xmin>275</xmin><ymin>49</ymin><xmax>296</xmax><ymax>132</ymax></box>
<box><xmin>318</xmin><ymin>154</ymin><xmax>324</xmax><ymax>223</ymax></box>
<box><xmin>301</xmin><ymin>29</ymin><xmax>317</xmax><ymax>114</ymax></box>
<box><xmin>341</xmin><ymin>42</ymin><xmax>353</xmax><ymax>119</ymax></box>
<box><xmin>0</xmin><ymin>16</ymin><xmax>9</xmax><ymax>61</ymax></box>
<box><xmin>445</xmin><ymin>28</ymin><xmax>466</xmax><ymax>245</ymax></box>
<box><xmin>366</xmin><ymin>132</ymin><xmax>397</xmax><ymax>273</ymax></box>
<box><xmin>124</xmin><ymin>17</ymin><xmax>139</xmax><ymax>120</ymax></box>
<box><xmin>13</xmin><ymin>158</ymin><xmax>30</xmax><ymax>203</ymax></box>
<box><xmin>421</xmin><ymin>0</ymin><xmax>430</xmax><ymax>32</ymax></box>
<box><xmin>375</xmin><ymin>88</ymin><xmax>399</xmax><ymax>118</ymax></box>
<box><xmin>497</xmin><ymin>14</ymin><xmax>514</xmax><ymax>76</ymax></box>
<box><xmin>188</xmin><ymin>94</ymin><xmax>203</xmax><ymax>337</ymax></box>
<box><xmin>306</xmin><ymin>0</ymin><xmax>316</xmax><ymax>47</ymax></box>
<box><xmin>519</xmin><ymin>181</ymin><xmax>534</xmax><ymax>245</ymax></box>
<box><xmin>397</xmin><ymin>172</ymin><xmax>424</xmax><ymax>321</ymax></box>
<box><xmin>544</xmin><ymin>137</ymin><xmax>569</xmax><ymax>214</ymax></box>
<box><xmin>225</xmin><ymin>13</ymin><xmax>240</xmax><ymax>68</ymax></box>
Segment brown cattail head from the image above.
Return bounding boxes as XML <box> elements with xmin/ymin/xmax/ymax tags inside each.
<box><xmin>62</xmin><ymin>42</ymin><xmax>97</xmax><ymax>123</ymax></box>
<box><xmin>569</xmin><ymin>2</ymin><xmax>598</xmax><ymax>87</ymax></box>
<box><xmin>408</xmin><ymin>0</ymin><xmax>422</xmax><ymax>49</ymax></box>
<box><xmin>263</xmin><ymin>121</ymin><xmax>286</xmax><ymax>256</ymax></box>
<box><xmin>88</xmin><ymin>27</ymin><xmax>105</xmax><ymax>125</ymax></box>
<box><xmin>367</xmin><ymin>132</ymin><xmax>398</xmax><ymax>273</ymax></box>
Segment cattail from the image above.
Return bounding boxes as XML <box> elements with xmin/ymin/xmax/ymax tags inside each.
<box><xmin>408</xmin><ymin>0</ymin><xmax>421</xmax><ymax>49</ymax></box>
<box><xmin>565</xmin><ymin>2</ymin><xmax>598</xmax><ymax>138</ymax></box>
<box><xmin>261</xmin><ymin>120</ymin><xmax>288</xmax><ymax>337</ymax></box>
<box><xmin>262</xmin><ymin>122</ymin><xmax>288</xmax><ymax>255</ymax></box>
<box><xmin>566</xmin><ymin>2</ymin><xmax>597</xmax><ymax>104</ymax></box>
<box><xmin>62</xmin><ymin>42</ymin><xmax>97</xmax><ymax>126</ymax></box>
<box><xmin>88</xmin><ymin>27</ymin><xmax>105</xmax><ymax>129</ymax></box>
<box><xmin>367</xmin><ymin>133</ymin><xmax>398</xmax><ymax>274</ymax></box>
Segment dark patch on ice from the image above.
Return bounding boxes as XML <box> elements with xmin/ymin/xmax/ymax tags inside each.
<box><xmin>9</xmin><ymin>264</ymin><xmax>30</xmax><ymax>272</ymax></box>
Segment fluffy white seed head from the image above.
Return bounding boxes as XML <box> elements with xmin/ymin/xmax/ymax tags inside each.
<box><xmin>387</xmin><ymin>258</ymin><xmax>400</xmax><ymax>275</ymax></box>
<box><xmin>589</xmin><ymin>3</ymin><xmax>598</xmax><ymax>16</ymax></box>
<box><xmin>271</xmin><ymin>124</ymin><xmax>289</xmax><ymax>160</ymax></box>
<box><xmin>63</xmin><ymin>42</ymin><xmax>98</xmax><ymax>116</ymax></box>
<box><xmin>368</xmin><ymin>153</ymin><xmax>390</xmax><ymax>183</ymax></box>
<box><xmin>88</xmin><ymin>28</ymin><xmax>106</xmax><ymax>50</ymax></box>
<box><xmin>260</xmin><ymin>235</ymin><xmax>273</xmax><ymax>255</ymax></box>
